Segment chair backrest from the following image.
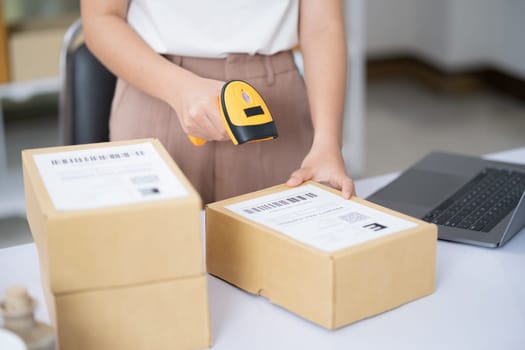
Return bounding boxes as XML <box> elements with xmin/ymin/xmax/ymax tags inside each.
<box><xmin>59</xmin><ymin>19</ymin><xmax>116</xmax><ymax>145</ymax></box>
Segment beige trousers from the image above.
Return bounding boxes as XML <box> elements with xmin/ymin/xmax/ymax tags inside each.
<box><xmin>109</xmin><ymin>50</ymin><xmax>313</xmax><ymax>204</ymax></box>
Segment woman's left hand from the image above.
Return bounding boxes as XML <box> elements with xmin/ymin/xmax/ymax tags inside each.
<box><xmin>286</xmin><ymin>146</ymin><xmax>356</xmax><ymax>199</ymax></box>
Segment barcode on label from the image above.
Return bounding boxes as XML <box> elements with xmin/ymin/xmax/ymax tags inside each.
<box><xmin>138</xmin><ymin>187</ymin><xmax>161</xmax><ymax>196</ymax></box>
<box><xmin>339</xmin><ymin>212</ymin><xmax>369</xmax><ymax>223</ymax></box>
<box><xmin>242</xmin><ymin>192</ymin><xmax>318</xmax><ymax>214</ymax></box>
<box><xmin>49</xmin><ymin>150</ymin><xmax>145</xmax><ymax>166</ymax></box>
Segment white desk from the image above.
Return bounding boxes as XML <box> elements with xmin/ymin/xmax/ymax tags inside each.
<box><xmin>1</xmin><ymin>148</ymin><xmax>524</xmax><ymax>350</ymax></box>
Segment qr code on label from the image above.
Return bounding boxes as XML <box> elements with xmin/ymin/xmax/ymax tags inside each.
<box><xmin>339</xmin><ymin>212</ymin><xmax>369</xmax><ymax>223</ymax></box>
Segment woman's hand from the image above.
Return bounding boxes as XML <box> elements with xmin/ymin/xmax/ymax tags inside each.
<box><xmin>292</xmin><ymin>1</ymin><xmax>352</xmax><ymax>198</ymax></box>
<box><xmin>286</xmin><ymin>145</ymin><xmax>355</xmax><ymax>199</ymax></box>
<box><xmin>169</xmin><ymin>75</ymin><xmax>229</xmax><ymax>142</ymax></box>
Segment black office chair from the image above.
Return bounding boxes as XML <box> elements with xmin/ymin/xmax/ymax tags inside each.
<box><xmin>59</xmin><ymin>19</ymin><xmax>116</xmax><ymax>145</ymax></box>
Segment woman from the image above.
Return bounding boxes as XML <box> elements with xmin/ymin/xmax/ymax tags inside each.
<box><xmin>81</xmin><ymin>0</ymin><xmax>355</xmax><ymax>204</ymax></box>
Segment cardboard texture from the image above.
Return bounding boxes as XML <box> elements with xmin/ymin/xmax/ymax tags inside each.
<box><xmin>55</xmin><ymin>276</ymin><xmax>211</xmax><ymax>350</ymax></box>
<box><xmin>22</xmin><ymin>139</ymin><xmax>211</xmax><ymax>349</ymax></box>
<box><xmin>206</xmin><ymin>181</ymin><xmax>437</xmax><ymax>329</ymax></box>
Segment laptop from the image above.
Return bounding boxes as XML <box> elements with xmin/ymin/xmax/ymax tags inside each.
<box><xmin>366</xmin><ymin>151</ymin><xmax>525</xmax><ymax>248</ymax></box>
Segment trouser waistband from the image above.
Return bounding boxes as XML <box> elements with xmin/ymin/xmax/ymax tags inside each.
<box><xmin>163</xmin><ymin>50</ymin><xmax>297</xmax><ymax>85</ymax></box>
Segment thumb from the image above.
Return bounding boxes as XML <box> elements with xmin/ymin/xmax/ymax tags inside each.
<box><xmin>286</xmin><ymin>168</ymin><xmax>312</xmax><ymax>187</ymax></box>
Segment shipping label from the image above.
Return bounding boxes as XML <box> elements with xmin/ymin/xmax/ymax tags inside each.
<box><xmin>226</xmin><ymin>184</ymin><xmax>418</xmax><ymax>252</ymax></box>
<box><xmin>33</xmin><ymin>142</ymin><xmax>188</xmax><ymax>210</ymax></box>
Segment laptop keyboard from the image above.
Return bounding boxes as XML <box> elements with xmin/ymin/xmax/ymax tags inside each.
<box><xmin>422</xmin><ymin>167</ymin><xmax>525</xmax><ymax>232</ymax></box>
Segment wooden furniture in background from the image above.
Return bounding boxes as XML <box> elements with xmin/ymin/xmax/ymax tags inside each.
<box><xmin>0</xmin><ymin>3</ymin><xmax>10</xmax><ymax>83</ymax></box>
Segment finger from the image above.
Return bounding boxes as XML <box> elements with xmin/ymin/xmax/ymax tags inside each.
<box><xmin>205</xmin><ymin>105</ymin><xmax>229</xmax><ymax>141</ymax></box>
<box><xmin>341</xmin><ymin>178</ymin><xmax>355</xmax><ymax>199</ymax></box>
<box><xmin>328</xmin><ymin>176</ymin><xmax>355</xmax><ymax>199</ymax></box>
<box><xmin>187</xmin><ymin>119</ymin><xmax>217</xmax><ymax>140</ymax></box>
<box><xmin>185</xmin><ymin>107</ymin><xmax>219</xmax><ymax>140</ymax></box>
<box><xmin>286</xmin><ymin>168</ymin><xmax>312</xmax><ymax>187</ymax></box>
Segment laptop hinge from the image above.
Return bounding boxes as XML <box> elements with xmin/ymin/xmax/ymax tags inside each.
<box><xmin>500</xmin><ymin>191</ymin><xmax>525</xmax><ymax>246</ymax></box>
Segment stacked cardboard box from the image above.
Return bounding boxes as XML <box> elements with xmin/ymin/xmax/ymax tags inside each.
<box><xmin>206</xmin><ymin>181</ymin><xmax>437</xmax><ymax>329</ymax></box>
<box><xmin>22</xmin><ymin>139</ymin><xmax>211</xmax><ymax>350</ymax></box>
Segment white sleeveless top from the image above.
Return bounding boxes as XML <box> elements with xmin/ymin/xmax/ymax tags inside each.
<box><xmin>127</xmin><ymin>0</ymin><xmax>299</xmax><ymax>58</ymax></box>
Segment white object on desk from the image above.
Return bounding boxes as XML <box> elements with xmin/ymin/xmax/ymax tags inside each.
<box><xmin>0</xmin><ymin>329</ymin><xmax>27</xmax><ymax>350</ymax></box>
<box><xmin>1</xmin><ymin>147</ymin><xmax>524</xmax><ymax>350</ymax></box>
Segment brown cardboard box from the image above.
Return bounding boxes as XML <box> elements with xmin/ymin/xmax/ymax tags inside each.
<box><xmin>206</xmin><ymin>181</ymin><xmax>437</xmax><ymax>329</ymax></box>
<box><xmin>22</xmin><ymin>139</ymin><xmax>211</xmax><ymax>349</ymax></box>
<box><xmin>22</xmin><ymin>138</ymin><xmax>204</xmax><ymax>293</ymax></box>
<box><xmin>55</xmin><ymin>275</ymin><xmax>211</xmax><ymax>350</ymax></box>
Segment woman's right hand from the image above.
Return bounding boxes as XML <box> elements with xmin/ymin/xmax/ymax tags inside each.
<box><xmin>169</xmin><ymin>74</ymin><xmax>230</xmax><ymax>142</ymax></box>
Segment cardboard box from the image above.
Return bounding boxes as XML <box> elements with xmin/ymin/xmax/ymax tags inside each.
<box><xmin>206</xmin><ymin>181</ymin><xmax>437</xmax><ymax>329</ymax></box>
<box><xmin>55</xmin><ymin>275</ymin><xmax>211</xmax><ymax>350</ymax></box>
<box><xmin>22</xmin><ymin>138</ymin><xmax>204</xmax><ymax>293</ymax></box>
<box><xmin>22</xmin><ymin>139</ymin><xmax>211</xmax><ymax>349</ymax></box>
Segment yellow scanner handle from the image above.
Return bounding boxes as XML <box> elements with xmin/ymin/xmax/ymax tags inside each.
<box><xmin>188</xmin><ymin>135</ymin><xmax>207</xmax><ymax>146</ymax></box>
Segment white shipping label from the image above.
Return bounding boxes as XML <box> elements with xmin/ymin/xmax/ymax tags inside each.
<box><xmin>226</xmin><ymin>184</ymin><xmax>418</xmax><ymax>252</ymax></box>
<box><xmin>33</xmin><ymin>142</ymin><xmax>188</xmax><ymax>211</ymax></box>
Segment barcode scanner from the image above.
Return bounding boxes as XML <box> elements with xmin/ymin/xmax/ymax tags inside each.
<box><xmin>188</xmin><ymin>80</ymin><xmax>278</xmax><ymax>146</ymax></box>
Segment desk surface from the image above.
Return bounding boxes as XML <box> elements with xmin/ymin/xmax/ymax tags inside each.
<box><xmin>1</xmin><ymin>148</ymin><xmax>524</xmax><ymax>350</ymax></box>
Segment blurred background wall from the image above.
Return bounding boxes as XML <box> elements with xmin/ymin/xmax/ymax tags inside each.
<box><xmin>366</xmin><ymin>0</ymin><xmax>525</xmax><ymax>79</ymax></box>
